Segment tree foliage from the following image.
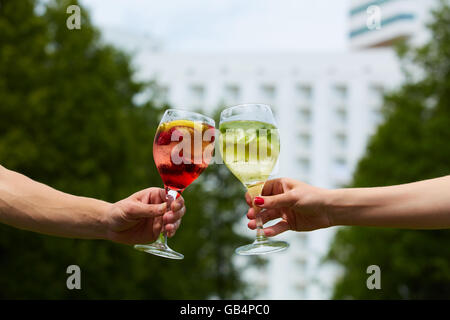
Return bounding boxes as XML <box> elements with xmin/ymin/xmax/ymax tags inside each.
<box><xmin>326</xmin><ymin>0</ymin><xmax>450</xmax><ymax>299</ymax></box>
<box><xmin>0</xmin><ymin>0</ymin><xmax>260</xmax><ymax>299</ymax></box>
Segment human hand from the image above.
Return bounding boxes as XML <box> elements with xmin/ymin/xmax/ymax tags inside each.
<box><xmin>105</xmin><ymin>188</ymin><xmax>185</xmax><ymax>245</ymax></box>
<box><xmin>246</xmin><ymin>178</ymin><xmax>332</xmax><ymax>236</ymax></box>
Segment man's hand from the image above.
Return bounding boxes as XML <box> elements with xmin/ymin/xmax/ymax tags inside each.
<box><xmin>105</xmin><ymin>188</ymin><xmax>185</xmax><ymax>245</ymax></box>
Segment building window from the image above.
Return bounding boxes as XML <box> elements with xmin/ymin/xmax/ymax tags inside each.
<box><xmin>333</xmin><ymin>156</ymin><xmax>349</xmax><ymax>184</ymax></box>
<box><xmin>299</xmin><ymin>108</ymin><xmax>312</xmax><ymax>124</ymax></box>
<box><xmin>260</xmin><ymin>84</ymin><xmax>276</xmax><ymax>101</ymax></box>
<box><xmin>295</xmin><ymin>255</ymin><xmax>307</xmax><ymax>268</ymax></box>
<box><xmin>295</xmin><ymin>279</ymin><xmax>307</xmax><ymax>292</ymax></box>
<box><xmin>297</xmin><ymin>233</ymin><xmax>308</xmax><ymax>246</ymax></box>
<box><xmin>224</xmin><ymin>84</ymin><xmax>240</xmax><ymax>104</ymax></box>
<box><xmin>369</xmin><ymin>84</ymin><xmax>384</xmax><ymax>99</ymax></box>
<box><xmin>333</xmin><ymin>84</ymin><xmax>348</xmax><ymax>102</ymax></box>
<box><xmin>297</xmin><ymin>84</ymin><xmax>313</xmax><ymax>101</ymax></box>
<box><xmin>369</xmin><ymin>84</ymin><xmax>384</xmax><ymax>108</ymax></box>
<box><xmin>299</xmin><ymin>157</ymin><xmax>310</xmax><ymax>172</ymax></box>
<box><xmin>299</xmin><ymin>133</ymin><xmax>311</xmax><ymax>149</ymax></box>
<box><xmin>335</xmin><ymin>108</ymin><xmax>347</xmax><ymax>124</ymax></box>
<box><xmin>335</xmin><ymin>133</ymin><xmax>347</xmax><ymax>149</ymax></box>
<box><xmin>333</xmin><ymin>157</ymin><xmax>347</xmax><ymax>172</ymax></box>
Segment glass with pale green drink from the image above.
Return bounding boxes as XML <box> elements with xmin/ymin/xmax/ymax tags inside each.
<box><xmin>219</xmin><ymin>104</ymin><xmax>289</xmax><ymax>255</ymax></box>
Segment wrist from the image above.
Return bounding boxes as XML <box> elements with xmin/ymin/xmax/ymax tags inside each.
<box><xmin>91</xmin><ymin>200</ymin><xmax>113</xmax><ymax>241</ymax></box>
<box><xmin>323</xmin><ymin>188</ymin><xmax>350</xmax><ymax>227</ymax></box>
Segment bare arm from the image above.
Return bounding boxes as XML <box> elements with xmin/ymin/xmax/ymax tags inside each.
<box><xmin>245</xmin><ymin>176</ymin><xmax>450</xmax><ymax>237</ymax></box>
<box><xmin>0</xmin><ymin>165</ymin><xmax>185</xmax><ymax>244</ymax></box>
<box><xmin>328</xmin><ymin>176</ymin><xmax>450</xmax><ymax>229</ymax></box>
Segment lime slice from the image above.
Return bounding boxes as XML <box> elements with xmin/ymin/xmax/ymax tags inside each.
<box><xmin>221</xmin><ymin>128</ymin><xmax>243</xmax><ymax>145</ymax></box>
<box><xmin>234</xmin><ymin>129</ymin><xmax>246</xmax><ymax>145</ymax></box>
<box><xmin>244</xmin><ymin>129</ymin><xmax>257</xmax><ymax>145</ymax></box>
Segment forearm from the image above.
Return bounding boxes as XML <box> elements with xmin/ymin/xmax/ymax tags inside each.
<box><xmin>0</xmin><ymin>165</ymin><xmax>110</xmax><ymax>239</ymax></box>
<box><xmin>328</xmin><ymin>176</ymin><xmax>450</xmax><ymax>229</ymax></box>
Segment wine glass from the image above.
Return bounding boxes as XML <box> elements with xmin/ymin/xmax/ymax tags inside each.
<box><xmin>134</xmin><ymin>109</ymin><xmax>216</xmax><ymax>259</ymax></box>
<box><xmin>219</xmin><ymin>104</ymin><xmax>289</xmax><ymax>255</ymax></box>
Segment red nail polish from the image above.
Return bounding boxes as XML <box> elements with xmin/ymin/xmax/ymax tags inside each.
<box><xmin>254</xmin><ymin>197</ymin><xmax>264</xmax><ymax>206</ymax></box>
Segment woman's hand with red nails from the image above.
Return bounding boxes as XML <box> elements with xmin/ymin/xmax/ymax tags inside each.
<box><xmin>245</xmin><ymin>178</ymin><xmax>333</xmax><ymax>237</ymax></box>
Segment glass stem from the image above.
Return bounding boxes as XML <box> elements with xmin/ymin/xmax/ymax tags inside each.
<box><xmin>156</xmin><ymin>231</ymin><xmax>167</xmax><ymax>245</ymax></box>
<box><xmin>156</xmin><ymin>188</ymin><xmax>179</xmax><ymax>246</ymax></box>
<box><xmin>247</xmin><ymin>182</ymin><xmax>267</xmax><ymax>243</ymax></box>
<box><xmin>255</xmin><ymin>208</ymin><xmax>267</xmax><ymax>242</ymax></box>
<box><xmin>254</xmin><ymin>206</ymin><xmax>267</xmax><ymax>242</ymax></box>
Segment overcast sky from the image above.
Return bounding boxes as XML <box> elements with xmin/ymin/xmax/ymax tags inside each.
<box><xmin>81</xmin><ymin>0</ymin><xmax>350</xmax><ymax>53</ymax></box>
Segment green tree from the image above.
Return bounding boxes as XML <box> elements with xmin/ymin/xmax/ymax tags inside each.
<box><xmin>326</xmin><ymin>0</ymin><xmax>450</xmax><ymax>299</ymax></box>
<box><xmin>0</xmin><ymin>0</ymin><xmax>260</xmax><ymax>299</ymax></box>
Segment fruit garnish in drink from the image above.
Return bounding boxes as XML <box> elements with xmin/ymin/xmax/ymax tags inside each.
<box><xmin>219</xmin><ymin>120</ymin><xmax>279</xmax><ymax>187</ymax></box>
<box><xmin>153</xmin><ymin>120</ymin><xmax>215</xmax><ymax>191</ymax></box>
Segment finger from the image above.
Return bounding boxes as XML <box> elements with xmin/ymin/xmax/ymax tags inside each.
<box><xmin>246</xmin><ymin>207</ymin><xmax>256</xmax><ymax>219</ymax></box>
<box><xmin>247</xmin><ymin>207</ymin><xmax>274</xmax><ymax>220</ymax></box>
<box><xmin>127</xmin><ymin>202</ymin><xmax>167</xmax><ymax>219</ymax></box>
<box><xmin>133</xmin><ymin>187</ymin><xmax>160</xmax><ymax>202</ymax></box>
<box><xmin>165</xmin><ymin>219</ymin><xmax>181</xmax><ymax>237</ymax></box>
<box><xmin>263</xmin><ymin>220</ymin><xmax>290</xmax><ymax>237</ymax></box>
<box><xmin>143</xmin><ymin>188</ymin><xmax>166</xmax><ymax>204</ymax></box>
<box><xmin>149</xmin><ymin>188</ymin><xmax>165</xmax><ymax>204</ymax></box>
<box><xmin>163</xmin><ymin>206</ymin><xmax>186</xmax><ymax>224</ymax></box>
<box><xmin>247</xmin><ymin>219</ymin><xmax>257</xmax><ymax>230</ymax></box>
<box><xmin>245</xmin><ymin>192</ymin><xmax>252</xmax><ymax>207</ymax></box>
<box><xmin>261</xmin><ymin>178</ymin><xmax>296</xmax><ymax>196</ymax></box>
<box><xmin>260</xmin><ymin>178</ymin><xmax>283</xmax><ymax>196</ymax></box>
<box><xmin>254</xmin><ymin>191</ymin><xmax>295</xmax><ymax>209</ymax></box>
<box><xmin>170</xmin><ymin>196</ymin><xmax>185</xmax><ymax>212</ymax></box>
<box><xmin>247</xmin><ymin>208</ymin><xmax>281</xmax><ymax>224</ymax></box>
<box><xmin>165</xmin><ymin>220</ymin><xmax>180</xmax><ymax>234</ymax></box>
<box><xmin>152</xmin><ymin>216</ymin><xmax>163</xmax><ymax>237</ymax></box>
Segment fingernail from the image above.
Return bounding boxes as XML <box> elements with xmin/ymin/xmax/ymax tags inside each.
<box><xmin>254</xmin><ymin>197</ymin><xmax>264</xmax><ymax>206</ymax></box>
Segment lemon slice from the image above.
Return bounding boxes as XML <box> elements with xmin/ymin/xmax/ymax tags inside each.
<box><xmin>164</xmin><ymin>120</ymin><xmax>196</xmax><ymax>129</ymax></box>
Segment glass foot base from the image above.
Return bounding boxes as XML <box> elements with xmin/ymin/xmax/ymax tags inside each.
<box><xmin>134</xmin><ymin>243</ymin><xmax>184</xmax><ymax>260</ymax></box>
<box><xmin>235</xmin><ymin>239</ymin><xmax>289</xmax><ymax>256</ymax></box>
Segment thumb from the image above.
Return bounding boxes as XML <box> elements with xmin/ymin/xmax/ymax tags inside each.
<box><xmin>128</xmin><ymin>202</ymin><xmax>167</xmax><ymax>219</ymax></box>
<box><xmin>254</xmin><ymin>192</ymin><xmax>295</xmax><ymax>209</ymax></box>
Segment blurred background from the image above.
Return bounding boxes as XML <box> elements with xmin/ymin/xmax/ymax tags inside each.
<box><xmin>1</xmin><ymin>0</ymin><xmax>449</xmax><ymax>299</ymax></box>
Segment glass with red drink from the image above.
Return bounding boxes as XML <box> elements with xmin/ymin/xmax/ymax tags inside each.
<box><xmin>134</xmin><ymin>109</ymin><xmax>215</xmax><ymax>259</ymax></box>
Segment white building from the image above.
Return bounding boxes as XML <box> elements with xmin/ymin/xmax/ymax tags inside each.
<box><xmin>101</xmin><ymin>0</ymin><xmax>436</xmax><ymax>299</ymax></box>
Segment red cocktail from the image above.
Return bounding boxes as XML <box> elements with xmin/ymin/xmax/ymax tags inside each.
<box><xmin>134</xmin><ymin>110</ymin><xmax>215</xmax><ymax>259</ymax></box>
<box><xmin>153</xmin><ymin>120</ymin><xmax>215</xmax><ymax>192</ymax></box>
